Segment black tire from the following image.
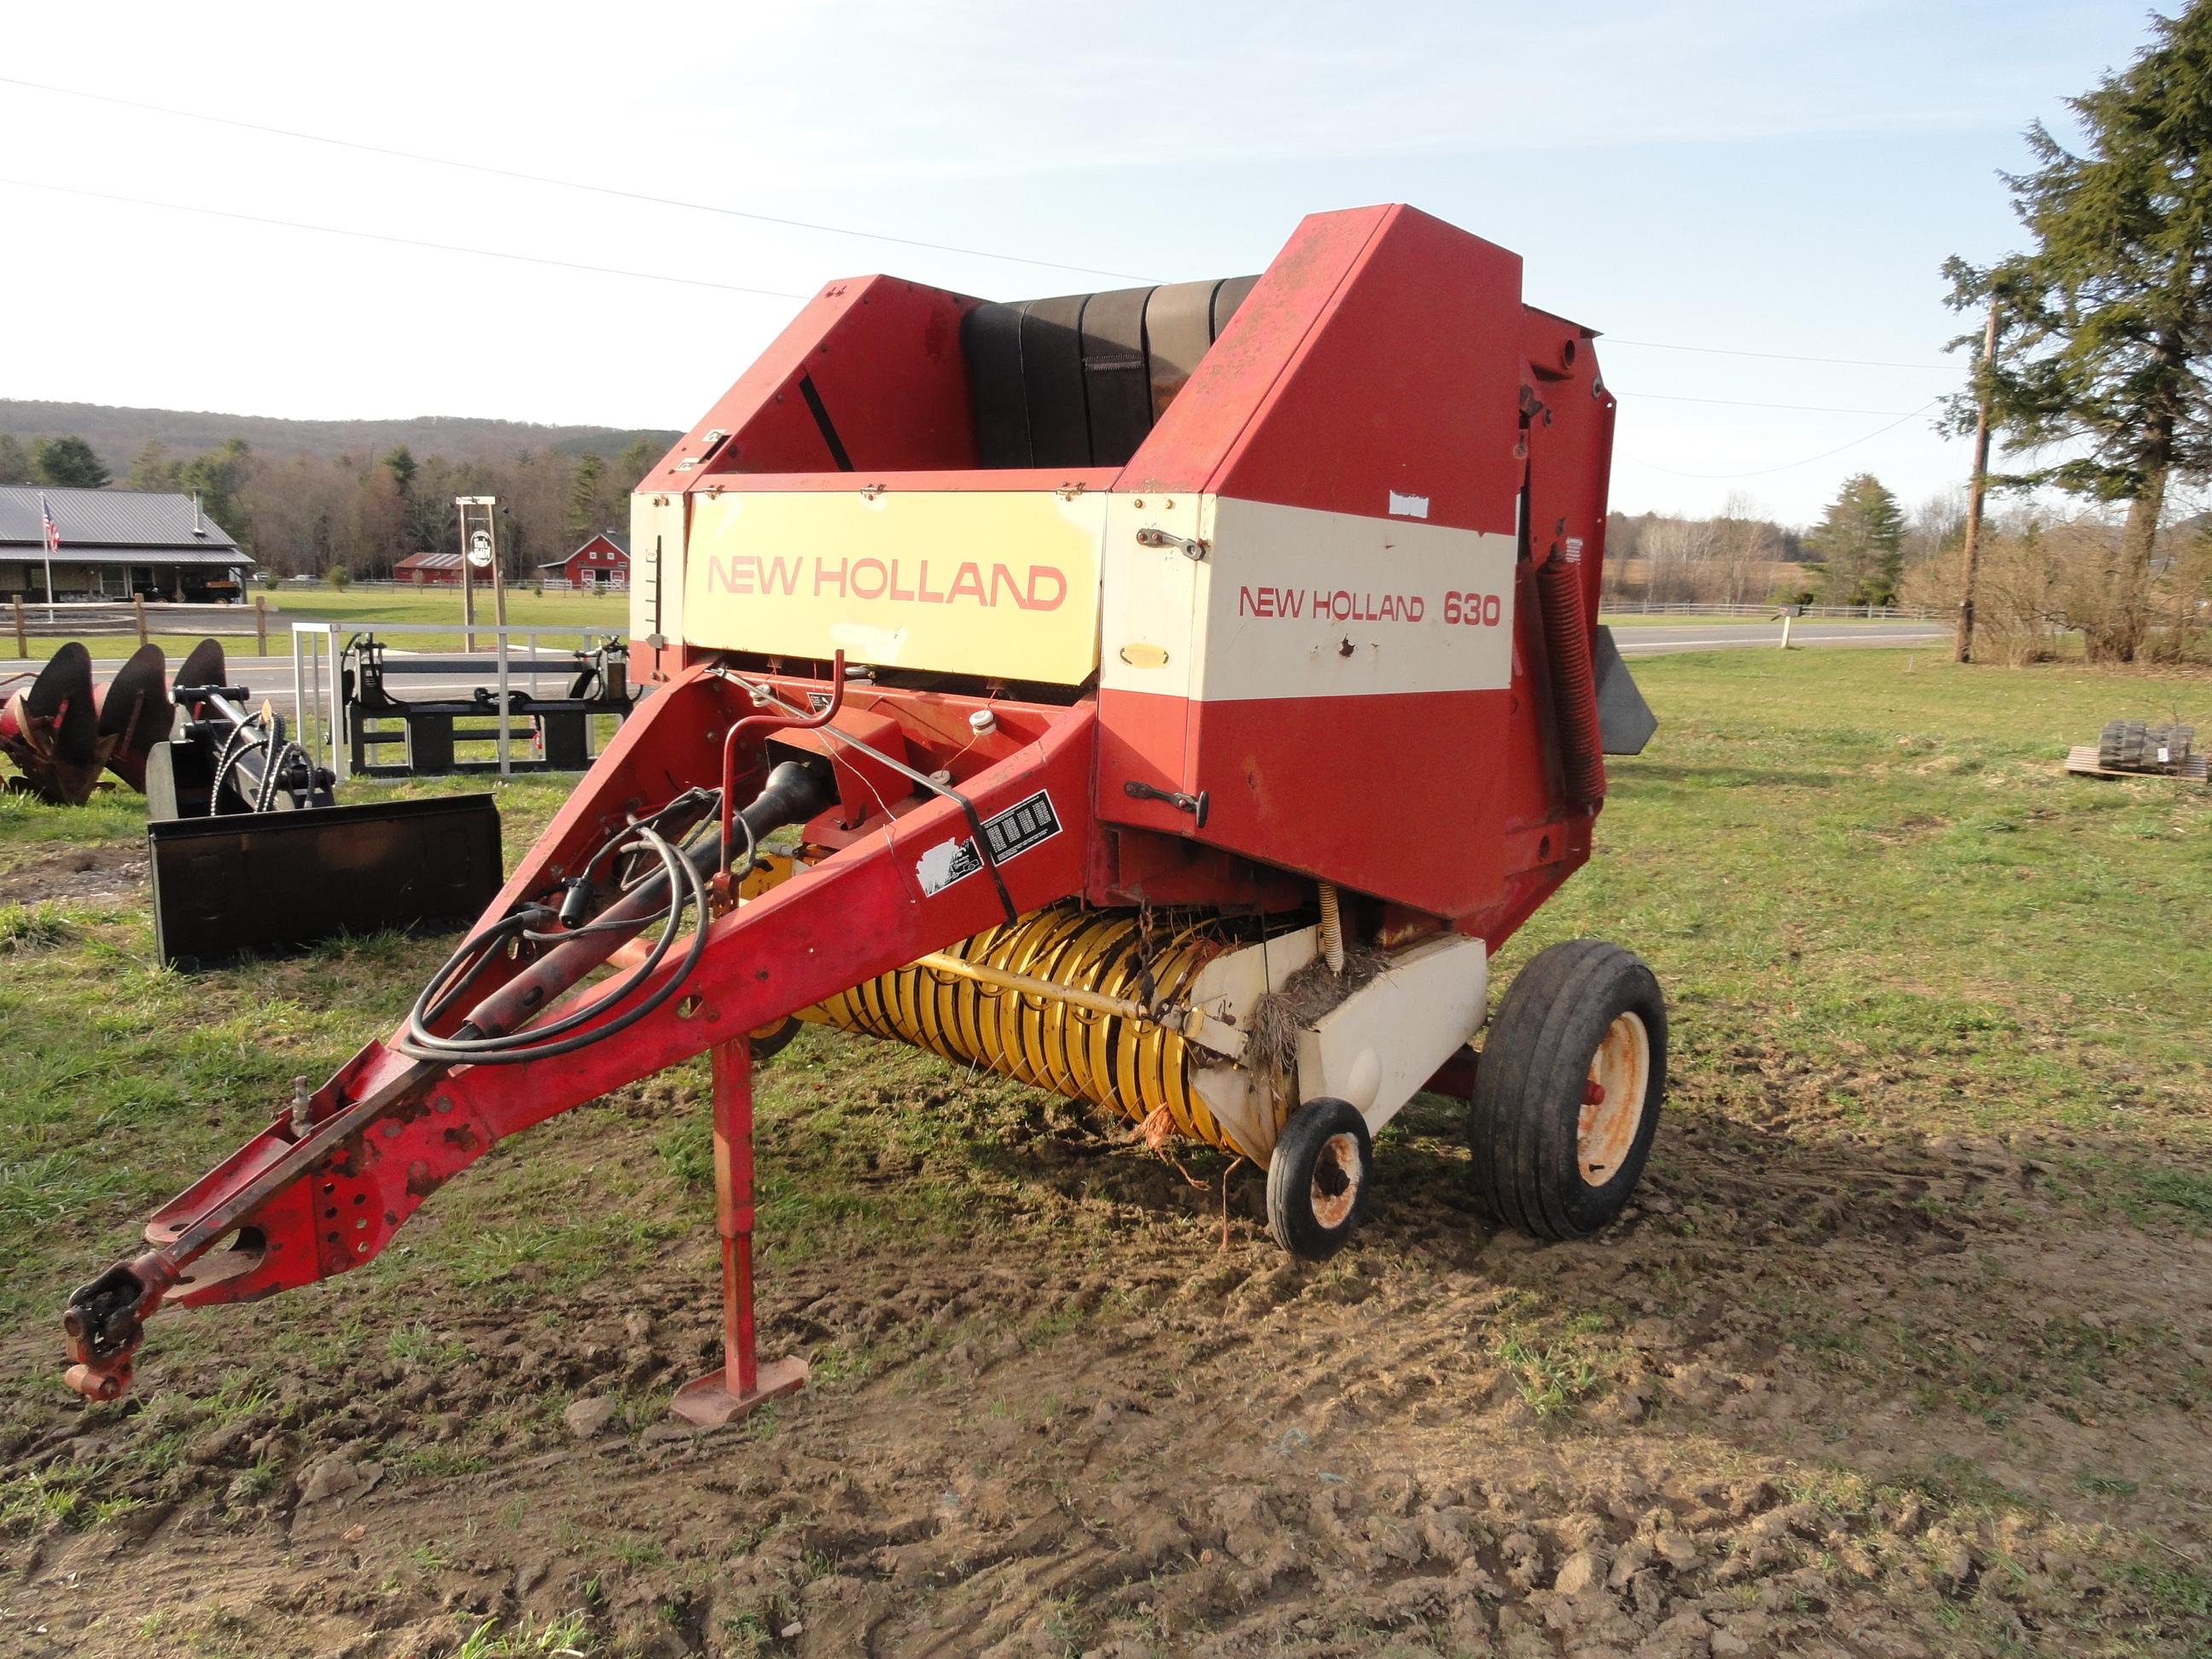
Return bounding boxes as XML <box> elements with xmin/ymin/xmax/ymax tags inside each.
<box><xmin>748</xmin><ymin>1016</ymin><xmax>801</xmax><ymax>1062</ymax></box>
<box><xmin>1469</xmin><ymin>940</ymin><xmax>1667</xmax><ymax>1241</ymax></box>
<box><xmin>1266</xmin><ymin>1097</ymin><xmax>1373</xmax><ymax>1261</ymax></box>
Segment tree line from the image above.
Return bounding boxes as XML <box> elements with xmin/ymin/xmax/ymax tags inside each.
<box><xmin>4</xmin><ymin>421</ymin><xmax>2004</xmax><ymax>617</ymax></box>
<box><xmin>0</xmin><ymin>429</ymin><xmax>655</xmax><ymax>579</ymax></box>
<box><xmin>1604</xmin><ymin>475</ymin><xmax>1962</xmax><ymax>608</ymax></box>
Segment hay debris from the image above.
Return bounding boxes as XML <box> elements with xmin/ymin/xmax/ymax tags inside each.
<box><xmin>1244</xmin><ymin>943</ymin><xmax>1389</xmax><ymax>1080</ymax></box>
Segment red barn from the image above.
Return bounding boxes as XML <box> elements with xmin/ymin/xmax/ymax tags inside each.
<box><xmin>394</xmin><ymin>551</ymin><xmax>465</xmax><ymax>586</ymax></box>
<box><xmin>538</xmin><ymin>532</ymin><xmax>629</xmax><ymax>591</ymax></box>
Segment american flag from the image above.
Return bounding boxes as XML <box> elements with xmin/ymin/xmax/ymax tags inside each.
<box><xmin>39</xmin><ymin>493</ymin><xmax>61</xmax><ymax>554</ymax></box>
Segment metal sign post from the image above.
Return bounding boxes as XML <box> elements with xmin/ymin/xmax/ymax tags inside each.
<box><xmin>456</xmin><ymin>496</ymin><xmax>501</xmax><ymax>652</ymax></box>
<box><xmin>458</xmin><ymin>506</ymin><xmax>478</xmax><ymax>653</ymax></box>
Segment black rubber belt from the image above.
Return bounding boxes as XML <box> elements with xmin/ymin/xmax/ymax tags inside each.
<box><xmin>797</xmin><ymin>375</ymin><xmax>854</xmax><ymax>472</ymax></box>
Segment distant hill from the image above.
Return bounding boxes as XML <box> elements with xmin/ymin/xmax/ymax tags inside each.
<box><xmin>0</xmin><ymin>400</ymin><xmax>682</xmax><ymax>469</ymax></box>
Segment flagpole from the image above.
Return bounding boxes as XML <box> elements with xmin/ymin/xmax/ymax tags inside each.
<box><xmin>39</xmin><ymin>492</ymin><xmax>56</xmax><ymax>626</ymax></box>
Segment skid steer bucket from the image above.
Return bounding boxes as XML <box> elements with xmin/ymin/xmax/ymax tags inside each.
<box><xmin>148</xmin><ymin>794</ymin><xmax>504</xmax><ymax>969</ymax></box>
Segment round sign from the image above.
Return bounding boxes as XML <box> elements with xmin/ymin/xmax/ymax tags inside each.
<box><xmin>467</xmin><ymin>529</ymin><xmax>493</xmax><ymax>570</ymax></box>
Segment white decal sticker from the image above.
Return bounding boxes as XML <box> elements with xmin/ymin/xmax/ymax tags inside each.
<box><xmin>1563</xmin><ymin>536</ymin><xmax>1584</xmax><ymax>564</ymax></box>
<box><xmin>1387</xmin><ymin>492</ymin><xmax>1430</xmax><ymax>520</ymax></box>
<box><xmin>914</xmin><ymin>790</ymin><xmax>1062</xmax><ymax>896</ymax></box>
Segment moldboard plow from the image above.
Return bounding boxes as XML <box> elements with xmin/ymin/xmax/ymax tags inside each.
<box><xmin>64</xmin><ymin>205</ymin><xmax>1663</xmax><ymax>1424</ymax></box>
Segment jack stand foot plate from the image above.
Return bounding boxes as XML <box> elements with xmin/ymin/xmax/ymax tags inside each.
<box><xmin>668</xmin><ymin>1356</ymin><xmax>806</xmax><ymax>1426</ymax></box>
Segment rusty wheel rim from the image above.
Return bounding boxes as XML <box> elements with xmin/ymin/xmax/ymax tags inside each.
<box><xmin>1577</xmin><ymin>1011</ymin><xmax>1650</xmax><ymax>1187</ymax></box>
<box><xmin>1310</xmin><ymin>1130</ymin><xmax>1363</xmax><ymax>1230</ymax></box>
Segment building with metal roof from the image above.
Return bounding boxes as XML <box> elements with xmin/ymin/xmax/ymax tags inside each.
<box><xmin>0</xmin><ymin>486</ymin><xmax>246</xmax><ymax>602</ymax></box>
<box><xmin>395</xmin><ymin>550</ymin><xmax>467</xmax><ymax>586</ymax></box>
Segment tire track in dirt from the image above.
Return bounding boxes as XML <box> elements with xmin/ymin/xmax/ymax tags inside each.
<box><xmin>4</xmin><ymin>1074</ymin><xmax>2209</xmax><ymax>1656</ymax></box>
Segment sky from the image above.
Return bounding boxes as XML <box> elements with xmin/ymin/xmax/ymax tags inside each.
<box><xmin>0</xmin><ymin>0</ymin><xmax>2168</xmax><ymax>525</ymax></box>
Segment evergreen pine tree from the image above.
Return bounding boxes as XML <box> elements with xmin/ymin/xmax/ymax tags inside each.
<box><xmin>31</xmin><ymin>435</ymin><xmax>110</xmax><ymax>489</ymax></box>
<box><xmin>126</xmin><ymin>441</ymin><xmax>179</xmax><ymax>491</ymax></box>
<box><xmin>1947</xmin><ymin>0</ymin><xmax>2212</xmax><ymax>660</ymax></box>
<box><xmin>568</xmin><ymin>453</ymin><xmax>608</xmax><ymax>546</ymax></box>
<box><xmin>1806</xmin><ymin>474</ymin><xmax>1906</xmax><ymax>605</ymax></box>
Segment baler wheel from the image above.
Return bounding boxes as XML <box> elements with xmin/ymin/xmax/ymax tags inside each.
<box><xmin>1468</xmin><ymin>940</ymin><xmax>1668</xmax><ymax>1240</ymax></box>
<box><xmin>748</xmin><ymin>1017</ymin><xmax>801</xmax><ymax>1062</ymax></box>
<box><xmin>1266</xmin><ymin>1097</ymin><xmax>1373</xmax><ymax>1261</ymax></box>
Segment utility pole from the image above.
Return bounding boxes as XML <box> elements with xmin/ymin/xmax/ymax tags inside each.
<box><xmin>1955</xmin><ymin>294</ymin><xmax>1999</xmax><ymax>664</ymax></box>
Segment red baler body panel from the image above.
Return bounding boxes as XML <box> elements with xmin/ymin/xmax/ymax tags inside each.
<box><xmin>632</xmin><ymin>203</ymin><xmax>1616</xmax><ymax>930</ymax></box>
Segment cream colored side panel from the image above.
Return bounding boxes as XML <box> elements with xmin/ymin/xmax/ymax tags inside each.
<box><xmin>1185</xmin><ymin>924</ymin><xmax>1322</xmax><ymax>1162</ymax></box>
<box><xmin>1295</xmin><ymin>933</ymin><xmax>1491</xmax><ymax>1136</ymax></box>
<box><xmin>628</xmin><ymin>492</ymin><xmax>686</xmax><ymax>649</ymax></box>
<box><xmin>683</xmin><ymin>490</ymin><xmax>1105</xmax><ymax>682</ymax></box>
<box><xmin>1193</xmin><ymin>497</ymin><xmax>1517</xmax><ymax>701</ymax></box>
<box><xmin>1097</xmin><ymin>492</ymin><xmax>1207</xmax><ymax>699</ymax></box>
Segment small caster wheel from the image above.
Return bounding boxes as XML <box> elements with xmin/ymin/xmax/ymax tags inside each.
<box><xmin>748</xmin><ymin>1017</ymin><xmax>801</xmax><ymax>1062</ymax></box>
<box><xmin>1469</xmin><ymin>939</ymin><xmax>1667</xmax><ymax>1240</ymax></box>
<box><xmin>1267</xmin><ymin>1096</ymin><xmax>1373</xmax><ymax>1261</ymax></box>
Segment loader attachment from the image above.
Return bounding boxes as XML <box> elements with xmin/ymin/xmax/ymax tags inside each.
<box><xmin>148</xmin><ymin>795</ymin><xmax>505</xmax><ymax>968</ymax></box>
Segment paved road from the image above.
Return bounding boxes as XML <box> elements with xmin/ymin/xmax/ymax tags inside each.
<box><xmin>67</xmin><ymin>620</ymin><xmax>1949</xmax><ymax>708</ymax></box>
<box><xmin>1607</xmin><ymin>619</ymin><xmax>1949</xmax><ymax>655</ymax></box>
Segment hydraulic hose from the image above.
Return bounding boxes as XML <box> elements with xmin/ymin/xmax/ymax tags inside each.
<box><xmin>398</xmin><ymin>758</ymin><xmax>836</xmax><ymax>1066</ymax></box>
<box><xmin>401</xmin><ymin>820</ymin><xmax>706</xmax><ymax>1063</ymax></box>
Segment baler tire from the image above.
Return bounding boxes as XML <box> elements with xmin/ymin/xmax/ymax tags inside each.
<box><xmin>748</xmin><ymin>1017</ymin><xmax>801</xmax><ymax>1062</ymax></box>
<box><xmin>1266</xmin><ymin>1097</ymin><xmax>1373</xmax><ymax>1261</ymax></box>
<box><xmin>1469</xmin><ymin>940</ymin><xmax>1667</xmax><ymax>1241</ymax></box>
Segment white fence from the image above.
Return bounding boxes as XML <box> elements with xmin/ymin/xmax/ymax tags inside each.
<box><xmin>1601</xmin><ymin>601</ymin><xmax>1945</xmax><ymax>620</ymax></box>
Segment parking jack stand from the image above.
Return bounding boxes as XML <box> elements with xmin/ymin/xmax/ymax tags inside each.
<box><xmin>670</xmin><ymin>1035</ymin><xmax>806</xmax><ymax>1424</ymax></box>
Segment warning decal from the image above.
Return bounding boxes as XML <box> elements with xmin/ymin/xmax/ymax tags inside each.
<box><xmin>914</xmin><ymin>790</ymin><xmax>1062</xmax><ymax>897</ymax></box>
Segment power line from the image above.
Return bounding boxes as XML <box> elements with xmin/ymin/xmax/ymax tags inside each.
<box><xmin>10</xmin><ymin>170</ymin><xmax>1955</xmax><ymax>477</ymax></box>
<box><xmin>1617</xmin><ymin>399</ymin><xmax>1947</xmax><ymax>480</ymax></box>
<box><xmin>0</xmin><ymin>176</ymin><xmax>810</xmax><ymax>299</ymax></box>
<box><xmin>0</xmin><ymin>73</ymin><xmax>1154</xmax><ymax>283</ymax></box>
<box><xmin>1605</xmin><ymin>337</ymin><xmax>1953</xmax><ymax>372</ymax></box>
<box><xmin>1625</xmin><ymin>391</ymin><xmax>1921</xmax><ymax>416</ymax></box>
<box><xmin>0</xmin><ymin>175</ymin><xmax>1944</xmax><ymax>423</ymax></box>
<box><xmin>1</xmin><ymin>73</ymin><xmax>1978</xmax><ymax>375</ymax></box>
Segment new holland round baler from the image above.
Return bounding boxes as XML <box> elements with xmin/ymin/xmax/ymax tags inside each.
<box><xmin>64</xmin><ymin>204</ymin><xmax>1662</xmax><ymax>1421</ymax></box>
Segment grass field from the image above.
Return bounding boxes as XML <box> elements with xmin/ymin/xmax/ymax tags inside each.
<box><xmin>1</xmin><ymin>649</ymin><xmax>2208</xmax><ymax>1656</ymax></box>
